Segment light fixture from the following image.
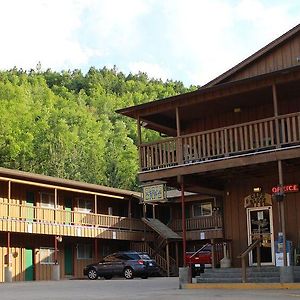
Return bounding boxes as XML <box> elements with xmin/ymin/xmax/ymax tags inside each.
<box><xmin>234</xmin><ymin>107</ymin><xmax>241</xmax><ymax>113</ymax></box>
<box><xmin>253</xmin><ymin>187</ymin><xmax>262</xmax><ymax>193</ymax></box>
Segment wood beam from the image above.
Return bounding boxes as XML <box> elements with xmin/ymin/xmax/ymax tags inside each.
<box><xmin>139</xmin><ymin>147</ymin><xmax>300</xmax><ymax>182</ymax></box>
<box><xmin>139</xmin><ymin>117</ymin><xmax>177</xmax><ymax>136</ymax></box>
<box><xmin>0</xmin><ymin>176</ymin><xmax>125</xmax><ymax>199</ymax></box>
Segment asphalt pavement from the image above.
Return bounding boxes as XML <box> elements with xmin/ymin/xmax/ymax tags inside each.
<box><xmin>1</xmin><ymin>277</ymin><xmax>300</xmax><ymax>300</ymax></box>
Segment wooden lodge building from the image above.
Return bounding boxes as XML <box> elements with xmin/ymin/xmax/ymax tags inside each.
<box><xmin>117</xmin><ymin>24</ymin><xmax>300</xmax><ymax>281</ymax></box>
<box><xmin>0</xmin><ymin>167</ymin><xmax>150</xmax><ymax>282</ymax></box>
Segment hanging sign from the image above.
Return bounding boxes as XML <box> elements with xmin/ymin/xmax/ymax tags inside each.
<box><xmin>271</xmin><ymin>184</ymin><xmax>299</xmax><ymax>194</ymax></box>
<box><xmin>142</xmin><ymin>183</ymin><xmax>166</xmax><ymax>202</ymax></box>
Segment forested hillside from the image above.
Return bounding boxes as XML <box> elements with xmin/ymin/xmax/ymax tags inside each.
<box><xmin>0</xmin><ymin>67</ymin><xmax>196</xmax><ymax>190</ymax></box>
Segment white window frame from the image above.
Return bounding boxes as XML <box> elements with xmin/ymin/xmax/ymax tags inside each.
<box><xmin>40</xmin><ymin>247</ymin><xmax>55</xmax><ymax>265</ymax></box>
<box><xmin>40</xmin><ymin>192</ymin><xmax>55</xmax><ymax>209</ymax></box>
<box><xmin>193</xmin><ymin>202</ymin><xmax>213</xmax><ymax>217</ymax></box>
<box><xmin>77</xmin><ymin>244</ymin><xmax>92</xmax><ymax>260</ymax></box>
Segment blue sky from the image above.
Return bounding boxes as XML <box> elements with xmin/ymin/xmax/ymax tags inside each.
<box><xmin>0</xmin><ymin>0</ymin><xmax>299</xmax><ymax>86</ymax></box>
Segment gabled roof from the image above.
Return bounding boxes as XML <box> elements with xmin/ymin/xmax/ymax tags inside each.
<box><xmin>204</xmin><ymin>23</ymin><xmax>300</xmax><ymax>87</ymax></box>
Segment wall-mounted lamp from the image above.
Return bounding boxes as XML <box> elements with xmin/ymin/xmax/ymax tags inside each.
<box><xmin>234</xmin><ymin>107</ymin><xmax>241</xmax><ymax>113</ymax></box>
<box><xmin>253</xmin><ymin>187</ymin><xmax>262</xmax><ymax>193</ymax></box>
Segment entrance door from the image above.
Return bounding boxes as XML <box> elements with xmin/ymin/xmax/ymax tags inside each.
<box><xmin>64</xmin><ymin>246</ymin><xmax>73</xmax><ymax>276</ymax></box>
<box><xmin>25</xmin><ymin>248</ymin><xmax>34</xmax><ymax>281</ymax></box>
<box><xmin>247</xmin><ymin>206</ymin><xmax>274</xmax><ymax>266</ymax></box>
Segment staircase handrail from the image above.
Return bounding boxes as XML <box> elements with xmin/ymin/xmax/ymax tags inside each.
<box><xmin>238</xmin><ymin>237</ymin><xmax>262</xmax><ymax>283</ymax></box>
<box><xmin>189</xmin><ymin>243</ymin><xmax>210</xmax><ymax>259</ymax></box>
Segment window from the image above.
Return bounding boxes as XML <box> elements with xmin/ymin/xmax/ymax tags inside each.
<box><xmin>40</xmin><ymin>192</ymin><xmax>55</xmax><ymax>209</ymax></box>
<box><xmin>193</xmin><ymin>202</ymin><xmax>213</xmax><ymax>217</ymax></box>
<box><xmin>77</xmin><ymin>198</ymin><xmax>93</xmax><ymax>213</ymax></box>
<box><xmin>77</xmin><ymin>244</ymin><xmax>92</xmax><ymax>259</ymax></box>
<box><xmin>40</xmin><ymin>248</ymin><xmax>55</xmax><ymax>264</ymax></box>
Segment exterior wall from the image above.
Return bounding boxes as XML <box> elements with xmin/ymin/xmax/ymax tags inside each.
<box><xmin>185</xmin><ymin>99</ymin><xmax>273</xmax><ymax>135</ymax></box>
<box><xmin>223</xmin><ymin>165</ymin><xmax>300</xmax><ymax>267</ymax></box>
<box><xmin>223</xmin><ymin>33</ymin><xmax>300</xmax><ymax>83</ymax></box>
<box><xmin>0</xmin><ymin>232</ymin><xmax>131</xmax><ymax>282</ymax></box>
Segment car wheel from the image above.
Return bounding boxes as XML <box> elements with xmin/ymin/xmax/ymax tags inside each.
<box><xmin>124</xmin><ymin>267</ymin><xmax>134</xmax><ymax>279</ymax></box>
<box><xmin>104</xmin><ymin>275</ymin><xmax>113</xmax><ymax>280</ymax></box>
<box><xmin>87</xmin><ymin>268</ymin><xmax>98</xmax><ymax>280</ymax></box>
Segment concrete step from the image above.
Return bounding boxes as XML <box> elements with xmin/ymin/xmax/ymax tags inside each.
<box><xmin>196</xmin><ymin>267</ymin><xmax>283</xmax><ymax>283</ymax></box>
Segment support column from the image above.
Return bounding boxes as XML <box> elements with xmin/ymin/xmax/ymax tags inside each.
<box><xmin>54</xmin><ymin>188</ymin><xmax>58</xmax><ymax>222</ymax></box>
<box><xmin>137</xmin><ymin>117</ymin><xmax>142</xmax><ymax>170</ymax></box>
<box><xmin>175</xmin><ymin>242</ymin><xmax>179</xmax><ymax>269</ymax></box>
<box><xmin>176</xmin><ymin>107</ymin><xmax>183</xmax><ymax>165</ymax></box>
<box><xmin>166</xmin><ymin>242</ymin><xmax>170</xmax><ymax>277</ymax></box>
<box><xmin>180</xmin><ymin>178</ymin><xmax>187</xmax><ymax>267</ymax></box>
<box><xmin>278</xmin><ymin>160</ymin><xmax>287</xmax><ymax>267</ymax></box>
<box><xmin>7</xmin><ymin>180</ymin><xmax>11</xmax><ymax>217</ymax></box>
<box><xmin>94</xmin><ymin>195</ymin><xmax>97</xmax><ymax>214</ymax></box>
<box><xmin>152</xmin><ymin>204</ymin><xmax>156</xmax><ymax>219</ymax></box>
<box><xmin>272</xmin><ymin>83</ymin><xmax>281</xmax><ymax>147</ymax></box>
<box><xmin>5</xmin><ymin>232</ymin><xmax>12</xmax><ymax>283</ymax></box>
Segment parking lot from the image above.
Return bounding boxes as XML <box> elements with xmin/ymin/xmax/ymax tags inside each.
<box><xmin>1</xmin><ymin>277</ymin><xmax>300</xmax><ymax>300</ymax></box>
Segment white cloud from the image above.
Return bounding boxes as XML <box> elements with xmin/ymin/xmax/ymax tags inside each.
<box><xmin>0</xmin><ymin>0</ymin><xmax>93</xmax><ymax>70</ymax></box>
<box><xmin>159</xmin><ymin>0</ymin><xmax>300</xmax><ymax>85</ymax></box>
<box><xmin>128</xmin><ymin>61</ymin><xmax>171</xmax><ymax>81</ymax></box>
<box><xmin>0</xmin><ymin>0</ymin><xmax>298</xmax><ymax>86</ymax></box>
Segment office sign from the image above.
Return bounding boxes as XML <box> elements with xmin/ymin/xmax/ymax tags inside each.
<box><xmin>272</xmin><ymin>184</ymin><xmax>299</xmax><ymax>194</ymax></box>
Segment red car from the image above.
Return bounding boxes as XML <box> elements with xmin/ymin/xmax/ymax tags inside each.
<box><xmin>186</xmin><ymin>244</ymin><xmax>222</xmax><ymax>276</ymax></box>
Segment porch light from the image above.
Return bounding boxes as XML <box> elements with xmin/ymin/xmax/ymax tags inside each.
<box><xmin>234</xmin><ymin>107</ymin><xmax>241</xmax><ymax>113</ymax></box>
<box><xmin>253</xmin><ymin>187</ymin><xmax>262</xmax><ymax>193</ymax></box>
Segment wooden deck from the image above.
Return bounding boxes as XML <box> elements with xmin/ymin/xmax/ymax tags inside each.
<box><xmin>0</xmin><ymin>199</ymin><xmax>150</xmax><ymax>240</ymax></box>
<box><xmin>140</xmin><ymin>112</ymin><xmax>300</xmax><ymax>171</ymax></box>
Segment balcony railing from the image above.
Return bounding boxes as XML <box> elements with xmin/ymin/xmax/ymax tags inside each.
<box><xmin>140</xmin><ymin>112</ymin><xmax>300</xmax><ymax>171</ymax></box>
<box><xmin>169</xmin><ymin>215</ymin><xmax>223</xmax><ymax>232</ymax></box>
<box><xmin>0</xmin><ymin>200</ymin><xmax>144</xmax><ymax>231</ymax></box>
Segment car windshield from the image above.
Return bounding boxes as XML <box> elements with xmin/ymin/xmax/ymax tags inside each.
<box><xmin>139</xmin><ymin>254</ymin><xmax>151</xmax><ymax>260</ymax></box>
<box><xmin>125</xmin><ymin>253</ymin><xmax>141</xmax><ymax>260</ymax></box>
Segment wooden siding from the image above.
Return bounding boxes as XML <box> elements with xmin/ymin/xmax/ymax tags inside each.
<box><xmin>220</xmin><ymin>33</ymin><xmax>300</xmax><ymax>84</ymax></box>
<box><xmin>223</xmin><ymin>168</ymin><xmax>300</xmax><ymax>267</ymax></box>
<box><xmin>0</xmin><ymin>246</ymin><xmax>25</xmax><ymax>282</ymax></box>
<box><xmin>140</xmin><ymin>112</ymin><xmax>300</xmax><ymax>171</ymax></box>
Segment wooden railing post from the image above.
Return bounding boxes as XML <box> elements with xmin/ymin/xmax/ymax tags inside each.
<box><xmin>256</xmin><ymin>244</ymin><xmax>261</xmax><ymax>268</ymax></box>
<box><xmin>241</xmin><ymin>257</ymin><xmax>246</xmax><ymax>283</ymax></box>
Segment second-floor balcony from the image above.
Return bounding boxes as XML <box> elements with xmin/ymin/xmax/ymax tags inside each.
<box><xmin>140</xmin><ymin>112</ymin><xmax>300</xmax><ymax>172</ymax></box>
<box><xmin>0</xmin><ymin>199</ymin><xmax>150</xmax><ymax>240</ymax></box>
<box><xmin>169</xmin><ymin>215</ymin><xmax>223</xmax><ymax>240</ymax></box>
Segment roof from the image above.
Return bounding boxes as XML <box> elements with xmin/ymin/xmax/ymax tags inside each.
<box><xmin>117</xmin><ymin>64</ymin><xmax>300</xmax><ymax>121</ymax></box>
<box><xmin>204</xmin><ymin>23</ymin><xmax>300</xmax><ymax>87</ymax></box>
<box><xmin>0</xmin><ymin>167</ymin><xmax>141</xmax><ymax>200</ymax></box>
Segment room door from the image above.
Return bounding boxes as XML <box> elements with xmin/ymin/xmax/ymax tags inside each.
<box><xmin>64</xmin><ymin>246</ymin><xmax>73</xmax><ymax>276</ymax></box>
<box><xmin>25</xmin><ymin>248</ymin><xmax>34</xmax><ymax>281</ymax></box>
<box><xmin>247</xmin><ymin>206</ymin><xmax>274</xmax><ymax>266</ymax></box>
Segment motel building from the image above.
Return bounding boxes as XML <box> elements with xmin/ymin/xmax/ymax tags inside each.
<box><xmin>117</xmin><ymin>24</ymin><xmax>300</xmax><ymax>283</ymax></box>
<box><xmin>0</xmin><ymin>167</ymin><xmax>150</xmax><ymax>282</ymax></box>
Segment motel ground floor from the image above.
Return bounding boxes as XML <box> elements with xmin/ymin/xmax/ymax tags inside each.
<box><xmin>0</xmin><ymin>231</ymin><xmax>132</xmax><ymax>281</ymax></box>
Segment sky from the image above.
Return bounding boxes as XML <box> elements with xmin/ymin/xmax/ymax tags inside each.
<box><xmin>0</xmin><ymin>0</ymin><xmax>299</xmax><ymax>86</ymax></box>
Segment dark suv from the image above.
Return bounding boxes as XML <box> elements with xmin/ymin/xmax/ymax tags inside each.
<box><xmin>83</xmin><ymin>251</ymin><xmax>160</xmax><ymax>280</ymax></box>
